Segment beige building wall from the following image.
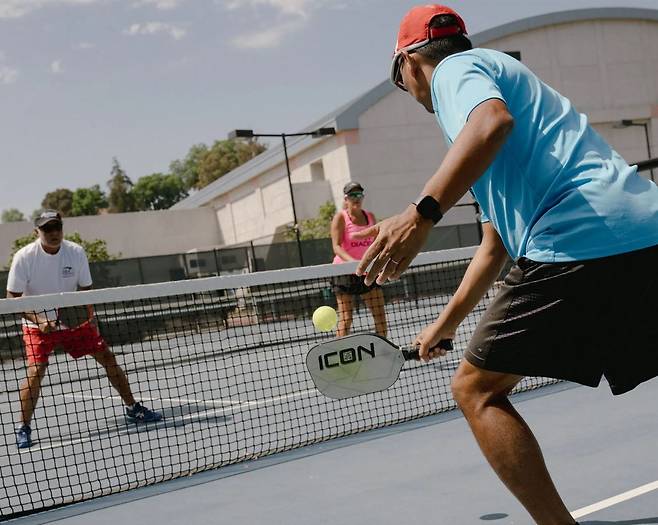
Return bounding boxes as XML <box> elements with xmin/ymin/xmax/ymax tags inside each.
<box><xmin>208</xmin><ymin>138</ymin><xmax>351</xmax><ymax>244</ymax></box>
<box><xmin>341</xmin><ymin>16</ymin><xmax>658</xmax><ymax>229</ymax></box>
<box><xmin>345</xmin><ymin>90</ymin><xmax>478</xmax><ymax>227</ymax></box>
<box><xmin>0</xmin><ymin>207</ymin><xmax>220</xmax><ymax>268</ymax></box>
<box><xmin>483</xmin><ymin>18</ymin><xmax>657</xmax><ymax>176</ymax></box>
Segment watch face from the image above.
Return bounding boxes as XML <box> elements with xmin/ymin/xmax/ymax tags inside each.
<box><xmin>417</xmin><ymin>196</ymin><xmax>442</xmax><ymax>224</ymax></box>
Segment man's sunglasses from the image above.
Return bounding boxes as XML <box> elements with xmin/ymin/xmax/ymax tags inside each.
<box><xmin>346</xmin><ymin>192</ymin><xmax>364</xmax><ymax>200</ymax></box>
<box><xmin>39</xmin><ymin>222</ymin><xmax>63</xmax><ymax>233</ymax></box>
<box><xmin>390</xmin><ymin>52</ymin><xmax>410</xmax><ymax>92</ymax></box>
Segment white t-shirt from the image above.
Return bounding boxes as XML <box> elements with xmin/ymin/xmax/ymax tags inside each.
<box><xmin>7</xmin><ymin>240</ymin><xmax>93</xmax><ymax>326</ymax></box>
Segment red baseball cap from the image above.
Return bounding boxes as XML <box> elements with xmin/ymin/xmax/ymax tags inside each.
<box><xmin>390</xmin><ymin>5</ymin><xmax>467</xmax><ymax>91</ymax></box>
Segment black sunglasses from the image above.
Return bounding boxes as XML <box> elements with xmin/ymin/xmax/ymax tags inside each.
<box><xmin>39</xmin><ymin>222</ymin><xmax>62</xmax><ymax>233</ymax></box>
<box><xmin>346</xmin><ymin>192</ymin><xmax>364</xmax><ymax>200</ymax></box>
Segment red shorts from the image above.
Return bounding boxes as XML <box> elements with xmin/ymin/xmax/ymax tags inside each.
<box><xmin>22</xmin><ymin>322</ymin><xmax>108</xmax><ymax>364</ymax></box>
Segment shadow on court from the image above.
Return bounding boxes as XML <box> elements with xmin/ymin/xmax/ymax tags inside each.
<box><xmin>39</xmin><ymin>403</ymin><xmax>231</xmax><ymax>444</ymax></box>
<box><xmin>582</xmin><ymin>518</ymin><xmax>658</xmax><ymax>524</ymax></box>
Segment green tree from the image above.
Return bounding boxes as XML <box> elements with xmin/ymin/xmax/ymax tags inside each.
<box><xmin>132</xmin><ymin>173</ymin><xmax>188</xmax><ymax>211</ymax></box>
<box><xmin>71</xmin><ymin>185</ymin><xmax>108</xmax><ymax>217</ymax></box>
<box><xmin>64</xmin><ymin>232</ymin><xmax>116</xmax><ymax>262</ymax></box>
<box><xmin>107</xmin><ymin>158</ymin><xmax>135</xmax><ymax>213</ymax></box>
<box><xmin>196</xmin><ymin>139</ymin><xmax>266</xmax><ymax>189</ymax></box>
<box><xmin>6</xmin><ymin>231</ymin><xmax>116</xmax><ymax>269</ymax></box>
<box><xmin>41</xmin><ymin>188</ymin><xmax>73</xmax><ymax>216</ymax></box>
<box><xmin>169</xmin><ymin>144</ymin><xmax>209</xmax><ymax>191</ymax></box>
<box><xmin>285</xmin><ymin>201</ymin><xmax>337</xmax><ymax>241</ymax></box>
<box><xmin>1</xmin><ymin>208</ymin><xmax>26</xmax><ymax>223</ymax></box>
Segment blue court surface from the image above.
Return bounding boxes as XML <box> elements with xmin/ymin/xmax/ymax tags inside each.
<box><xmin>11</xmin><ymin>377</ymin><xmax>657</xmax><ymax>525</ymax></box>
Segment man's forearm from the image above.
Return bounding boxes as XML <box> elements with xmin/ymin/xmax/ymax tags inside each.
<box><xmin>22</xmin><ymin>312</ymin><xmax>42</xmax><ymax>325</ymax></box>
<box><xmin>435</xmin><ymin>238</ymin><xmax>508</xmax><ymax>332</ymax></box>
<box><xmin>421</xmin><ymin>100</ymin><xmax>513</xmax><ymax>214</ymax></box>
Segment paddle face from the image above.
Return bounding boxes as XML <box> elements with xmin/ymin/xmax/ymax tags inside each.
<box><xmin>306</xmin><ymin>333</ymin><xmax>406</xmax><ymax>399</ymax></box>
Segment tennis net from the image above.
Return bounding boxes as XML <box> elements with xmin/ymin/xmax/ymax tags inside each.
<box><xmin>0</xmin><ymin>246</ymin><xmax>555</xmax><ymax>520</ymax></box>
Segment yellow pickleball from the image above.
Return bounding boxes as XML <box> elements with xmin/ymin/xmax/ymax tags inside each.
<box><xmin>312</xmin><ymin>306</ymin><xmax>338</xmax><ymax>332</ymax></box>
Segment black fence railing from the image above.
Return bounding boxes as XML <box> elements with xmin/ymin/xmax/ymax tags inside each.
<box><xmin>0</xmin><ymin>223</ymin><xmax>481</xmax><ymax>292</ymax></box>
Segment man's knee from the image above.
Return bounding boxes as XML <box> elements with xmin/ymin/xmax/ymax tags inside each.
<box><xmin>26</xmin><ymin>362</ymin><xmax>48</xmax><ymax>380</ymax></box>
<box><xmin>451</xmin><ymin>360</ymin><xmax>521</xmax><ymax>415</ymax></box>
<box><xmin>94</xmin><ymin>350</ymin><xmax>118</xmax><ymax>368</ymax></box>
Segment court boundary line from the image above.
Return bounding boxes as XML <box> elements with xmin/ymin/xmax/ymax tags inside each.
<box><xmin>6</xmin><ymin>381</ymin><xmax>577</xmax><ymax>525</ymax></box>
<box><xmin>571</xmin><ymin>480</ymin><xmax>658</xmax><ymax>520</ymax></box>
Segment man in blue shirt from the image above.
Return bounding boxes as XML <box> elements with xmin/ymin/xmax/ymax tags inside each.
<box><xmin>356</xmin><ymin>5</ymin><xmax>658</xmax><ymax>525</ymax></box>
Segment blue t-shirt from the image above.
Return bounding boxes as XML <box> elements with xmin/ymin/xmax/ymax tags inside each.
<box><xmin>431</xmin><ymin>48</ymin><xmax>658</xmax><ymax>262</ymax></box>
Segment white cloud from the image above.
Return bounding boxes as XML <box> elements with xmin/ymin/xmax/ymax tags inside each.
<box><xmin>231</xmin><ymin>20</ymin><xmax>301</xmax><ymax>49</ymax></box>
<box><xmin>221</xmin><ymin>0</ymin><xmax>344</xmax><ymax>48</ymax></box>
<box><xmin>0</xmin><ymin>65</ymin><xmax>18</xmax><ymax>84</ymax></box>
<box><xmin>50</xmin><ymin>60</ymin><xmax>63</xmax><ymax>74</ymax></box>
<box><xmin>76</xmin><ymin>42</ymin><xmax>95</xmax><ymax>49</ymax></box>
<box><xmin>0</xmin><ymin>0</ymin><xmax>100</xmax><ymax>19</ymax></box>
<box><xmin>224</xmin><ymin>0</ymin><xmax>312</xmax><ymax>17</ymax></box>
<box><xmin>125</xmin><ymin>22</ymin><xmax>186</xmax><ymax>40</ymax></box>
<box><xmin>0</xmin><ymin>52</ymin><xmax>18</xmax><ymax>84</ymax></box>
<box><xmin>132</xmin><ymin>0</ymin><xmax>182</xmax><ymax>10</ymax></box>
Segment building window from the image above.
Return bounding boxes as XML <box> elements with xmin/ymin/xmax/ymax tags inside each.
<box><xmin>310</xmin><ymin>160</ymin><xmax>325</xmax><ymax>182</ymax></box>
<box><xmin>505</xmin><ymin>51</ymin><xmax>521</xmax><ymax>61</ymax></box>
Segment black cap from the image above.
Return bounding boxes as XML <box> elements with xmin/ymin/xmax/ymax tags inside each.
<box><xmin>343</xmin><ymin>181</ymin><xmax>365</xmax><ymax>194</ymax></box>
<box><xmin>34</xmin><ymin>209</ymin><xmax>62</xmax><ymax>228</ymax></box>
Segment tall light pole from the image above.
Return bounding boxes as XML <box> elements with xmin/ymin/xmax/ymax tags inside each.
<box><xmin>228</xmin><ymin>127</ymin><xmax>337</xmax><ymax>266</ymax></box>
<box><xmin>614</xmin><ymin>119</ymin><xmax>654</xmax><ymax>182</ymax></box>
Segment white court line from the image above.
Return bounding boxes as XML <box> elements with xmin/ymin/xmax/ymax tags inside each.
<box><xmin>176</xmin><ymin>389</ymin><xmax>318</xmax><ymax>422</ymax></box>
<box><xmin>64</xmin><ymin>393</ymin><xmax>241</xmax><ymax>406</ymax></box>
<box><xmin>571</xmin><ymin>480</ymin><xmax>658</xmax><ymax>519</ymax></box>
<box><xmin>241</xmin><ymin>389</ymin><xmax>316</xmax><ymax>406</ymax></box>
<box><xmin>21</xmin><ymin>435</ymin><xmax>93</xmax><ymax>453</ymax></box>
<box><xmin>63</xmin><ymin>390</ymin><xmax>316</xmax><ymax>406</ymax></box>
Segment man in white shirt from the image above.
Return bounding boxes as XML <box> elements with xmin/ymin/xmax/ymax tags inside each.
<box><xmin>7</xmin><ymin>210</ymin><xmax>162</xmax><ymax>449</ymax></box>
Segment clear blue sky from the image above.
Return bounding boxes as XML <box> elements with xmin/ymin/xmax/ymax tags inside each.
<box><xmin>1</xmin><ymin>0</ymin><xmax>656</xmax><ymax>217</ymax></box>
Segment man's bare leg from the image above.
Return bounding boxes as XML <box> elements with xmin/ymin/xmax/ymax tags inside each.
<box><xmin>91</xmin><ymin>350</ymin><xmax>136</xmax><ymax>406</ymax></box>
<box><xmin>336</xmin><ymin>293</ymin><xmax>354</xmax><ymax>337</ymax></box>
<box><xmin>19</xmin><ymin>362</ymin><xmax>48</xmax><ymax>426</ymax></box>
<box><xmin>451</xmin><ymin>360</ymin><xmax>576</xmax><ymax>525</ymax></box>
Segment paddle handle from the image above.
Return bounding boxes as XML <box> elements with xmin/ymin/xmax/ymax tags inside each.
<box><xmin>401</xmin><ymin>339</ymin><xmax>453</xmax><ymax>361</ymax></box>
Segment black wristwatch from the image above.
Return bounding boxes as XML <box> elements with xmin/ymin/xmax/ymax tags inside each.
<box><xmin>413</xmin><ymin>195</ymin><xmax>443</xmax><ymax>224</ymax></box>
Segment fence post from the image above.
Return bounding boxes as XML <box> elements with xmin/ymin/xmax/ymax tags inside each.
<box><xmin>213</xmin><ymin>248</ymin><xmax>221</xmax><ymax>276</ymax></box>
<box><xmin>474</xmin><ymin>202</ymin><xmax>483</xmax><ymax>242</ymax></box>
<box><xmin>137</xmin><ymin>257</ymin><xmax>145</xmax><ymax>284</ymax></box>
<box><xmin>250</xmin><ymin>242</ymin><xmax>257</xmax><ymax>272</ymax></box>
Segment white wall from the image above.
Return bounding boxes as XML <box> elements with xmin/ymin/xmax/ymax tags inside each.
<box><xmin>293</xmin><ymin>181</ymin><xmax>333</xmax><ymax>219</ymax></box>
<box><xmin>0</xmin><ymin>207</ymin><xmax>221</xmax><ymax>268</ymax></box>
<box><xmin>484</xmin><ymin>18</ymin><xmax>658</xmax><ymax>170</ymax></box>
<box><xmin>343</xmin><ymin>88</ymin><xmax>476</xmax><ymax>226</ymax></box>
<box><xmin>207</xmin><ymin>137</ymin><xmax>351</xmax><ymax>245</ymax></box>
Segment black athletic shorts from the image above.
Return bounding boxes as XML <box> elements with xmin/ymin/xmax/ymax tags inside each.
<box><xmin>331</xmin><ymin>274</ymin><xmax>380</xmax><ymax>296</ymax></box>
<box><xmin>465</xmin><ymin>244</ymin><xmax>658</xmax><ymax>395</ymax></box>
